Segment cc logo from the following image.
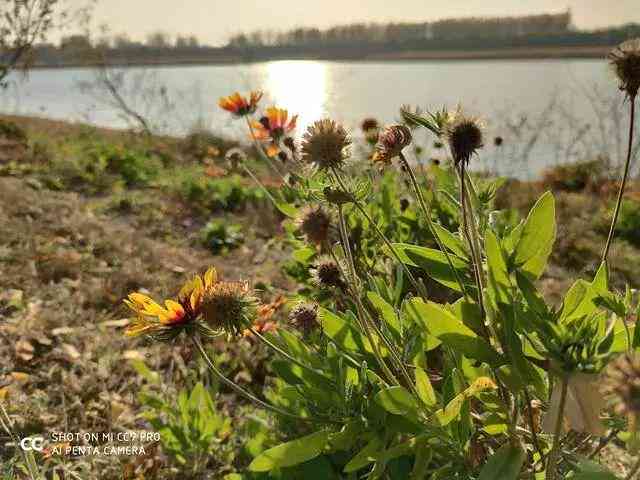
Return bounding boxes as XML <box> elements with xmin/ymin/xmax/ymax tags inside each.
<box><xmin>20</xmin><ymin>436</ymin><xmax>45</xmax><ymax>452</ymax></box>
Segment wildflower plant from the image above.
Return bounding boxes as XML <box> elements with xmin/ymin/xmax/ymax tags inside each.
<box><xmin>122</xmin><ymin>54</ymin><xmax>640</xmax><ymax>477</ymax></box>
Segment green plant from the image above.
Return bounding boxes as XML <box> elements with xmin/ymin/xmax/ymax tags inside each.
<box><xmin>88</xmin><ymin>143</ymin><xmax>162</xmax><ymax>187</ymax></box>
<box><xmin>177</xmin><ymin>172</ymin><xmax>263</xmax><ymax>213</ymax></box>
<box><xmin>200</xmin><ymin>219</ymin><xmax>244</xmax><ymax>254</ymax></box>
<box><xmin>0</xmin><ymin>120</ymin><xmax>27</xmax><ymax>143</ymax></box>
<box><xmin>542</xmin><ymin>159</ymin><xmax>607</xmax><ymax>192</ymax></box>
<box><xmin>120</xmin><ymin>43</ymin><xmax>640</xmax><ymax>479</ymax></box>
<box><xmin>134</xmin><ymin>360</ymin><xmax>233</xmax><ymax>475</ymax></box>
<box><xmin>607</xmin><ymin>199</ymin><xmax>640</xmax><ymax>247</ymax></box>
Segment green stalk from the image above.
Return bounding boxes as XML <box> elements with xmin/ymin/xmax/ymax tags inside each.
<box><xmin>336</xmin><ymin>206</ymin><xmax>399</xmax><ymax>386</ymax></box>
<box><xmin>334</xmin><ymin>207</ymin><xmax>427</xmax><ymax>404</ymax></box>
<box><xmin>399</xmin><ymin>152</ymin><xmax>468</xmax><ymax>299</ymax></box>
<box><xmin>241</xmin><ymin>164</ymin><xmax>279</xmax><ymax>205</ymax></box>
<box><xmin>602</xmin><ymin>96</ymin><xmax>636</xmax><ymax>264</ymax></box>
<box><xmin>330</xmin><ymin>167</ymin><xmax>428</xmax><ymax>299</ymax></box>
<box><xmin>457</xmin><ymin>162</ymin><xmax>487</xmax><ymax>327</ymax></box>
<box><xmin>546</xmin><ymin>376</ymin><xmax>569</xmax><ymax>480</ymax></box>
<box><xmin>245</xmin><ymin>116</ymin><xmax>287</xmax><ymax>183</ymax></box>
<box><xmin>193</xmin><ymin>336</ymin><xmax>313</xmax><ymax>422</ymax></box>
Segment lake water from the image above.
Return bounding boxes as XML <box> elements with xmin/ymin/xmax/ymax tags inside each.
<box><xmin>1</xmin><ymin>59</ymin><xmax>634</xmax><ymax>178</ymax></box>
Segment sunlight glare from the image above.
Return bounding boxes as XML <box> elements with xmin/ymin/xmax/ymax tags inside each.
<box><xmin>265</xmin><ymin>61</ymin><xmax>327</xmax><ymax>135</ymax></box>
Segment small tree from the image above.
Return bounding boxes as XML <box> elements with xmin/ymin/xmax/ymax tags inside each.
<box><xmin>0</xmin><ymin>0</ymin><xmax>93</xmax><ymax>86</ymax></box>
<box><xmin>0</xmin><ymin>0</ymin><xmax>57</xmax><ymax>85</ymax></box>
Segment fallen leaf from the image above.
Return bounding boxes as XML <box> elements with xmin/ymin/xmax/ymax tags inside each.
<box><xmin>122</xmin><ymin>350</ymin><xmax>145</xmax><ymax>361</ymax></box>
<box><xmin>100</xmin><ymin>318</ymin><xmax>130</xmax><ymax>328</ymax></box>
<box><xmin>10</xmin><ymin>372</ymin><xmax>29</xmax><ymax>383</ymax></box>
<box><xmin>51</xmin><ymin>327</ymin><xmax>74</xmax><ymax>336</ymax></box>
<box><xmin>60</xmin><ymin>343</ymin><xmax>81</xmax><ymax>360</ymax></box>
<box><xmin>15</xmin><ymin>339</ymin><xmax>34</xmax><ymax>361</ymax></box>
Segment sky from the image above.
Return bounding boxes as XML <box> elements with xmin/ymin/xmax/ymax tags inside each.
<box><xmin>70</xmin><ymin>0</ymin><xmax>640</xmax><ymax>46</ymax></box>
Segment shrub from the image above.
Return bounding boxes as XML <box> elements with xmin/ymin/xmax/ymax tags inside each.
<box><xmin>0</xmin><ymin>119</ymin><xmax>27</xmax><ymax>142</ymax></box>
<box><xmin>608</xmin><ymin>198</ymin><xmax>640</xmax><ymax>247</ymax></box>
<box><xmin>178</xmin><ymin>173</ymin><xmax>263</xmax><ymax>213</ymax></box>
<box><xmin>542</xmin><ymin>158</ymin><xmax>607</xmax><ymax>192</ymax></box>
<box><xmin>200</xmin><ymin>219</ymin><xmax>244</xmax><ymax>254</ymax></box>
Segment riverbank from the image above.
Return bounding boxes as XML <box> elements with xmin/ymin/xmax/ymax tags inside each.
<box><xmin>29</xmin><ymin>44</ymin><xmax>614</xmax><ymax>70</ymax></box>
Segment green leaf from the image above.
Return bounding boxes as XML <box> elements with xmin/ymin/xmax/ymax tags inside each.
<box><xmin>273</xmin><ymin>330</ymin><xmax>322</xmax><ymax>369</ymax></box>
<box><xmin>328</xmin><ymin>421</ymin><xmax>363</xmax><ymax>452</ymax></box>
<box><xmin>319</xmin><ymin>308</ymin><xmax>369</xmax><ymax>355</ymax></box>
<box><xmin>292</xmin><ymin>247</ymin><xmax>316</xmax><ymax>263</ymax></box>
<box><xmin>274</xmin><ymin>199</ymin><xmax>299</xmax><ymax>218</ymax></box>
<box><xmin>248</xmin><ymin>430</ymin><xmax>331</xmax><ymax>472</ymax></box>
<box><xmin>411</xmin><ymin>300</ymin><xmax>502</xmax><ymax>366</ymax></box>
<box><xmin>391</xmin><ymin>243</ymin><xmax>469</xmax><ymax>292</ymax></box>
<box><xmin>374</xmin><ymin>386</ymin><xmax>418</xmax><ymax>416</ymax></box>
<box><xmin>343</xmin><ymin>437</ymin><xmax>383</xmax><ymax>473</ymax></box>
<box><xmin>436</xmin><ymin>377</ymin><xmax>496</xmax><ymax>426</ymax></box>
<box><xmin>560</xmin><ymin>279</ymin><xmax>607</xmax><ymax>323</ymax></box>
<box><xmin>512</xmin><ymin>191</ymin><xmax>556</xmax><ymax>279</ymax></box>
<box><xmin>415</xmin><ymin>367</ymin><xmax>437</xmax><ymax>407</ymax></box>
<box><xmin>485</xmin><ymin>230</ymin><xmax>511</xmax><ymax>305</ymax></box>
<box><xmin>367</xmin><ymin>291</ymin><xmax>401</xmax><ymax>340</ymax></box>
<box><xmin>271</xmin><ymin>360</ymin><xmax>333</xmax><ymax>389</ymax></box>
<box><xmin>477</xmin><ymin>443</ymin><xmax>525</xmax><ymax>480</ymax></box>
<box><xmin>129</xmin><ymin>359</ymin><xmax>160</xmax><ymax>385</ymax></box>
<box><xmin>404</xmin><ymin>299</ymin><xmax>441</xmax><ymax>351</ymax></box>
<box><xmin>431</xmin><ymin>223</ymin><xmax>469</xmax><ymax>260</ymax></box>
<box><xmin>634</xmin><ymin>301</ymin><xmax>640</xmax><ymax>349</ymax></box>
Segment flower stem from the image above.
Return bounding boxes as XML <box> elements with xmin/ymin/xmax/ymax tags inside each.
<box><xmin>546</xmin><ymin>376</ymin><xmax>569</xmax><ymax>480</ymax></box>
<box><xmin>241</xmin><ymin>164</ymin><xmax>279</xmax><ymax>205</ymax></box>
<box><xmin>602</xmin><ymin>96</ymin><xmax>636</xmax><ymax>264</ymax></box>
<box><xmin>193</xmin><ymin>336</ymin><xmax>312</xmax><ymax>422</ymax></box>
<box><xmin>245</xmin><ymin>116</ymin><xmax>287</xmax><ymax>182</ymax></box>
<box><xmin>249</xmin><ymin>327</ymin><xmax>335</xmax><ymax>385</ymax></box>
<box><xmin>457</xmin><ymin>162</ymin><xmax>487</xmax><ymax>329</ymax></box>
<box><xmin>336</xmin><ymin>206</ymin><xmax>399</xmax><ymax>386</ymax></box>
<box><xmin>330</xmin><ymin>168</ymin><xmax>428</xmax><ymax>299</ymax></box>
<box><xmin>399</xmin><ymin>152</ymin><xmax>468</xmax><ymax>299</ymax></box>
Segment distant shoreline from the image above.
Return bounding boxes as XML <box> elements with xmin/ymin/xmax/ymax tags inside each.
<box><xmin>28</xmin><ymin>44</ymin><xmax>611</xmax><ymax>70</ymax></box>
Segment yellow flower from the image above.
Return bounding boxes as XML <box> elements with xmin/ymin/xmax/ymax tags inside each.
<box><xmin>124</xmin><ymin>267</ymin><xmax>218</xmax><ymax>340</ymax></box>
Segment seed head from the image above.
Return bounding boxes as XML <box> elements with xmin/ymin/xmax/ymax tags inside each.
<box><xmin>609</xmin><ymin>38</ymin><xmax>640</xmax><ymax>99</ymax></box>
<box><xmin>200</xmin><ymin>281</ymin><xmax>258</xmax><ymax>336</ymax></box>
<box><xmin>361</xmin><ymin>117</ymin><xmax>379</xmax><ymax>132</ymax></box>
<box><xmin>295</xmin><ymin>205</ymin><xmax>332</xmax><ymax>245</ymax></box>
<box><xmin>446</xmin><ymin>114</ymin><xmax>484</xmax><ymax>166</ymax></box>
<box><xmin>301</xmin><ymin>119</ymin><xmax>351</xmax><ymax>171</ymax></box>
<box><xmin>372</xmin><ymin>124</ymin><xmax>412</xmax><ymax>166</ymax></box>
<box><xmin>283</xmin><ymin>136</ymin><xmax>297</xmax><ymax>153</ymax></box>
<box><xmin>602</xmin><ymin>353</ymin><xmax>640</xmax><ymax>420</ymax></box>
<box><xmin>311</xmin><ymin>256</ymin><xmax>345</xmax><ymax>290</ymax></box>
<box><xmin>225</xmin><ymin>147</ymin><xmax>247</xmax><ymax>171</ymax></box>
<box><xmin>289</xmin><ymin>302</ymin><xmax>319</xmax><ymax>334</ymax></box>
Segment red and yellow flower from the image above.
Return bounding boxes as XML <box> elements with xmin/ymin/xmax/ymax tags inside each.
<box><xmin>251</xmin><ymin>107</ymin><xmax>298</xmax><ymax>157</ymax></box>
<box><xmin>124</xmin><ymin>268</ymin><xmax>218</xmax><ymax>339</ymax></box>
<box><xmin>124</xmin><ymin>267</ymin><xmax>259</xmax><ymax>340</ymax></box>
<box><xmin>218</xmin><ymin>91</ymin><xmax>263</xmax><ymax>117</ymax></box>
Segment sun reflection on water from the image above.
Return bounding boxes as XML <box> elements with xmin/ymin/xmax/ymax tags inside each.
<box><xmin>264</xmin><ymin>61</ymin><xmax>327</xmax><ymax>135</ymax></box>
